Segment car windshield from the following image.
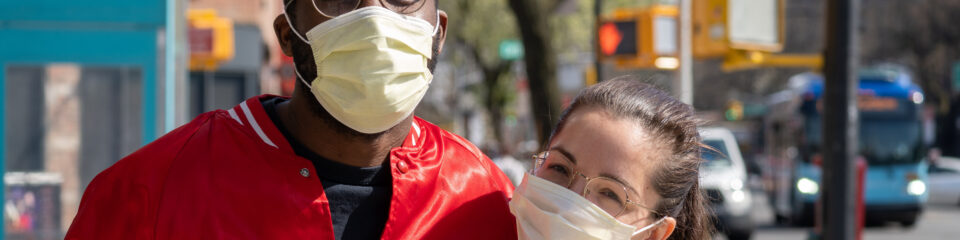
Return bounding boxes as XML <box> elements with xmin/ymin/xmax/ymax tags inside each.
<box><xmin>701</xmin><ymin>139</ymin><xmax>732</xmax><ymax>168</ymax></box>
<box><xmin>805</xmin><ymin>116</ymin><xmax>922</xmax><ymax>164</ymax></box>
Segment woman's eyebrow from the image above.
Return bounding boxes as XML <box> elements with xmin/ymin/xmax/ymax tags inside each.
<box><xmin>600</xmin><ymin>172</ymin><xmax>640</xmax><ymax>195</ymax></box>
<box><xmin>549</xmin><ymin>145</ymin><xmax>641</xmax><ymax>195</ymax></box>
<box><xmin>548</xmin><ymin>146</ymin><xmax>578</xmax><ymax>164</ymax></box>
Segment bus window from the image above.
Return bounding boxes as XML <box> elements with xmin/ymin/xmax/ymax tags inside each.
<box><xmin>802</xmin><ymin>115</ymin><xmax>922</xmax><ymax>164</ymax></box>
<box><xmin>860</xmin><ymin>120</ymin><xmax>922</xmax><ymax>164</ymax></box>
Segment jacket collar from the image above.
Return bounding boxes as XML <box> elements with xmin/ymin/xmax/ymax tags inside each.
<box><xmin>230</xmin><ymin>95</ymin><xmax>428</xmax><ymax>159</ymax></box>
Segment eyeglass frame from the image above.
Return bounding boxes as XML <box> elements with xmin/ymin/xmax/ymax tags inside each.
<box><xmin>532</xmin><ymin>151</ymin><xmax>659</xmax><ymax>218</ymax></box>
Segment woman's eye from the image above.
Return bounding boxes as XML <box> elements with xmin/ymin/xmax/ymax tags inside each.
<box><xmin>547</xmin><ymin>164</ymin><xmax>570</xmax><ymax>176</ymax></box>
<box><xmin>599</xmin><ymin>189</ymin><xmax>622</xmax><ymax>202</ymax></box>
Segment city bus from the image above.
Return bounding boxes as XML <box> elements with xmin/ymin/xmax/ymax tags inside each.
<box><xmin>763</xmin><ymin>65</ymin><xmax>928</xmax><ymax>226</ymax></box>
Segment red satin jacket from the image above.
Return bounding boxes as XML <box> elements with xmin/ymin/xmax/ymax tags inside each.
<box><xmin>65</xmin><ymin>95</ymin><xmax>517</xmax><ymax>239</ymax></box>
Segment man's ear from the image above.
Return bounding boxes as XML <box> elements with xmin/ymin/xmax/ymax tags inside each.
<box><xmin>274</xmin><ymin>14</ymin><xmax>294</xmax><ymax>57</ymax></box>
<box><xmin>650</xmin><ymin>217</ymin><xmax>676</xmax><ymax>240</ymax></box>
<box><xmin>436</xmin><ymin>10</ymin><xmax>448</xmax><ymax>54</ymax></box>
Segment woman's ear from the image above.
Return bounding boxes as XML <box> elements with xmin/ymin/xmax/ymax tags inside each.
<box><xmin>649</xmin><ymin>217</ymin><xmax>676</xmax><ymax>240</ymax></box>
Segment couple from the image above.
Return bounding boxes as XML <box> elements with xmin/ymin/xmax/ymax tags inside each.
<box><xmin>66</xmin><ymin>1</ymin><xmax>710</xmax><ymax>239</ymax></box>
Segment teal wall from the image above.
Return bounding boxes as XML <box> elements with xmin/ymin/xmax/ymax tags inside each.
<box><xmin>0</xmin><ymin>0</ymin><xmax>168</xmax><ymax>237</ymax></box>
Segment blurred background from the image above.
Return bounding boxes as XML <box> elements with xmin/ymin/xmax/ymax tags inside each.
<box><xmin>1</xmin><ymin>0</ymin><xmax>960</xmax><ymax>239</ymax></box>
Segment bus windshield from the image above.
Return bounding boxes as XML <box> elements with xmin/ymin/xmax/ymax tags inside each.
<box><xmin>804</xmin><ymin>116</ymin><xmax>922</xmax><ymax>164</ymax></box>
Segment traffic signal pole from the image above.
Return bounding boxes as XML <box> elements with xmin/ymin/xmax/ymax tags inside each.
<box><xmin>820</xmin><ymin>0</ymin><xmax>860</xmax><ymax>239</ymax></box>
<box><xmin>594</xmin><ymin>0</ymin><xmax>602</xmax><ymax>83</ymax></box>
<box><xmin>677</xmin><ymin>0</ymin><xmax>693</xmax><ymax>105</ymax></box>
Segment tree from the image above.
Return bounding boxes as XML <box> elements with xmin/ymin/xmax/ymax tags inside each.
<box><xmin>443</xmin><ymin>0</ymin><xmax>606</xmax><ymax>148</ymax></box>
<box><xmin>861</xmin><ymin>0</ymin><xmax>960</xmax><ymax>114</ymax></box>
<box><xmin>508</xmin><ymin>0</ymin><xmax>562</xmax><ymax>144</ymax></box>
<box><xmin>444</xmin><ymin>0</ymin><xmax>519</xmax><ymax>152</ymax></box>
<box><xmin>859</xmin><ymin>0</ymin><xmax>960</xmax><ymax>155</ymax></box>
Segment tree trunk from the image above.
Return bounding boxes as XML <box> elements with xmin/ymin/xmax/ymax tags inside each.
<box><xmin>485</xmin><ymin>70</ymin><xmax>507</xmax><ymax>153</ymax></box>
<box><xmin>508</xmin><ymin>0</ymin><xmax>562</xmax><ymax>145</ymax></box>
<box><xmin>463</xmin><ymin>38</ymin><xmax>513</xmax><ymax>154</ymax></box>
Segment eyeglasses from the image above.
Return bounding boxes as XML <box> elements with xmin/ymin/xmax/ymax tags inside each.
<box><xmin>532</xmin><ymin>150</ymin><xmax>656</xmax><ymax>217</ymax></box>
<box><xmin>293</xmin><ymin>0</ymin><xmax>431</xmax><ymax>18</ymax></box>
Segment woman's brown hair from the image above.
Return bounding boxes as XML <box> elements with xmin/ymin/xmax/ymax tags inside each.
<box><xmin>548</xmin><ymin>76</ymin><xmax>713</xmax><ymax>240</ymax></box>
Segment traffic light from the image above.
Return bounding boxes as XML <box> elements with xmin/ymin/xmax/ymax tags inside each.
<box><xmin>596</xmin><ymin>6</ymin><xmax>678</xmax><ymax>70</ymax></box>
<box><xmin>692</xmin><ymin>0</ymin><xmax>729</xmax><ymax>58</ymax></box>
<box><xmin>725</xmin><ymin>100</ymin><xmax>744</xmax><ymax>121</ymax></box>
<box><xmin>598</xmin><ymin>19</ymin><xmax>638</xmax><ymax>57</ymax></box>
<box><xmin>188</xmin><ymin>9</ymin><xmax>234</xmax><ymax>71</ymax></box>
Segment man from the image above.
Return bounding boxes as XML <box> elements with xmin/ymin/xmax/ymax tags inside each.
<box><xmin>65</xmin><ymin>0</ymin><xmax>517</xmax><ymax>239</ymax></box>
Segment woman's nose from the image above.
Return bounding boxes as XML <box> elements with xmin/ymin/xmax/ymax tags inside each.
<box><xmin>568</xmin><ymin>178</ymin><xmax>587</xmax><ymax>196</ymax></box>
<box><xmin>358</xmin><ymin>0</ymin><xmax>384</xmax><ymax>8</ymax></box>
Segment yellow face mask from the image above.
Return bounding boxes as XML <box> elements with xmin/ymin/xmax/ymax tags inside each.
<box><xmin>284</xmin><ymin>5</ymin><xmax>438</xmax><ymax>134</ymax></box>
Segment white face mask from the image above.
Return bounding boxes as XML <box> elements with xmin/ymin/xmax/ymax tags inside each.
<box><xmin>509</xmin><ymin>173</ymin><xmax>665</xmax><ymax>240</ymax></box>
<box><xmin>283</xmin><ymin>4</ymin><xmax>439</xmax><ymax>134</ymax></box>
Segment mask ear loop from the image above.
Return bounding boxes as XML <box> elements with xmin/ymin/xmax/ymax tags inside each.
<box><xmin>284</xmin><ymin>0</ymin><xmax>317</xmax><ymax>88</ymax></box>
<box><xmin>282</xmin><ymin>0</ymin><xmax>310</xmax><ymax>43</ymax></box>
<box><xmin>631</xmin><ymin>217</ymin><xmax>666</xmax><ymax>236</ymax></box>
<box><xmin>294</xmin><ymin>66</ymin><xmax>311</xmax><ymax>88</ymax></box>
<box><xmin>283</xmin><ymin>1</ymin><xmax>313</xmax><ymax>87</ymax></box>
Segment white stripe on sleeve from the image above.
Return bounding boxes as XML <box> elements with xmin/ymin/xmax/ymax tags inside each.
<box><xmin>227</xmin><ymin>108</ymin><xmax>244</xmax><ymax>125</ymax></box>
<box><xmin>240</xmin><ymin>101</ymin><xmax>278</xmax><ymax>149</ymax></box>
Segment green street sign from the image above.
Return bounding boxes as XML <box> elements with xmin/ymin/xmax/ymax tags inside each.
<box><xmin>953</xmin><ymin>61</ymin><xmax>960</xmax><ymax>92</ymax></box>
<box><xmin>499</xmin><ymin>40</ymin><xmax>524</xmax><ymax>60</ymax></box>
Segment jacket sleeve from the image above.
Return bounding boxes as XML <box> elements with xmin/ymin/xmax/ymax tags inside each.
<box><xmin>65</xmin><ymin>113</ymin><xmax>214</xmax><ymax>240</ymax></box>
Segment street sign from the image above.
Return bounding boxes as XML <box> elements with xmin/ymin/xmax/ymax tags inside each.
<box><xmin>498</xmin><ymin>40</ymin><xmax>524</xmax><ymax>61</ymax></box>
<box><xmin>953</xmin><ymin>61</ymin><xmax>960</xmax><ymax>92</ymax></box>
<box><xmin>728</xmin><ymin>0</ymin><xmax>784</xmax><ymax>52</ymax></box>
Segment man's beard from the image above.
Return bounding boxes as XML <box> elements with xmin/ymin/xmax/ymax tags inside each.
<box><xmin>289</xmin><ymin>33</ymin><xmax>440</xmax><ymax>139</ymax></box>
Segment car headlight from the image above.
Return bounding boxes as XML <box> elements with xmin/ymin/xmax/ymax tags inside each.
<box><xmin>907</xmin><ymin>179</ymin><xmax>926</xmax><ymax>196</ymax></box>
<box><xmin>730</xmin><ymin>190</ymin><xmax>747</xmax><ymax>203</ymax></box>
<box><xmin>797</xmin><ymin>178</ymin><xmax>819</xmax><ymax>195</ymax></box>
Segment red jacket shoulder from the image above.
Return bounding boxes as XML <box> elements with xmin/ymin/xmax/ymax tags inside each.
<box><xmin>416</xmin><ymin>118</ymin><xmax>514</xmax><ymax>194</ymax></box>
<box><xmin>66</xmin><ymin>111</ymin><xmax>220</xmax><ymax>239</ymax></box>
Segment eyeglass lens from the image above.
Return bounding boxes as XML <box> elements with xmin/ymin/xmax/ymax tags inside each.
<box><xmin>534</xmin><ymin>151</ymin><xmax>631</xmax><ymax>216</ymax></box>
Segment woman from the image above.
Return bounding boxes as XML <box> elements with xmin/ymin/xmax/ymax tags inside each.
<box><xmin>509</xmin><ymin>76</ymin><xmax>712</xmax><ymax>240</ymax></box>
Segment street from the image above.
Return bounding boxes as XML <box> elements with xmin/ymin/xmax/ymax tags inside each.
<box><xmin>725</xmin><ymin>173</ymin><xmax>960</xmax><ymax>240</ymax></box>
<box><xmin>748</xmin><ymin>205</ymin><xmax>960</xmax><ymax>240</ymax></box>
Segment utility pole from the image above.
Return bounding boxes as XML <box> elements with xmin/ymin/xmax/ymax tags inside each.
<box><xmin>594</xmin><ymin>0</ymin><xmax>602</xmax><ymax>83</ymax></box>
<box><xmin>677</xmin><ymin>0</ymin><xmax>693</xmax><ymax>105</ymax></box>
<box><xmin>165</xmin><ymin>0</ymin><xmax>188</xmax><ymax>133</ymax></box>
<box><xmin>821</xmin><ymin>0</ymin><xmax>860</xmax><ymax>239</ymax></box>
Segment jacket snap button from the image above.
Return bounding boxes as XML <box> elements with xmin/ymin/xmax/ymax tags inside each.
<box><xmin>300</xmin><ymin>168</ymin><xmax>310</xmax><ymax>178</ymax></box>
<box><xmin>396</xmin><ymin>161</ymin><xmax>409</xmax><ymax>173</ymax></box>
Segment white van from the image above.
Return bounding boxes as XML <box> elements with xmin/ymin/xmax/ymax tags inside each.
<box><xmin>700</xmin><ymin>127</ymin><xmax>754</xmax><ymax>240</ymax></box>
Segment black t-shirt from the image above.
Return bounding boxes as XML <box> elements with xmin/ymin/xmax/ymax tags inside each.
<box><xmin>261</xmin><ymin>98</ymin><xmax>391</xmax><ymax>240</ymax></box>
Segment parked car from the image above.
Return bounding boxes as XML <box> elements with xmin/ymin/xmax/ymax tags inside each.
<box><xmin>928</xmin><ymin>156</ymin><xmax>960</xmax><ymax>207</ymax></box>
<box><xmin>700</xmin><ymin>127</ymin><xmax>754</xmax><ymax>240</ymax></box>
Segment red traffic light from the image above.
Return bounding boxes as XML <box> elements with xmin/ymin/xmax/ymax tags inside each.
<box><xmin>597</xmin><ymin>20</ymin><xmax>637</xmax><ymax>57</ymax></box>
<box><xmin>599</xmin><ymin>22</ymin><xmax>622</xmax><ymax>56</ymax></box>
